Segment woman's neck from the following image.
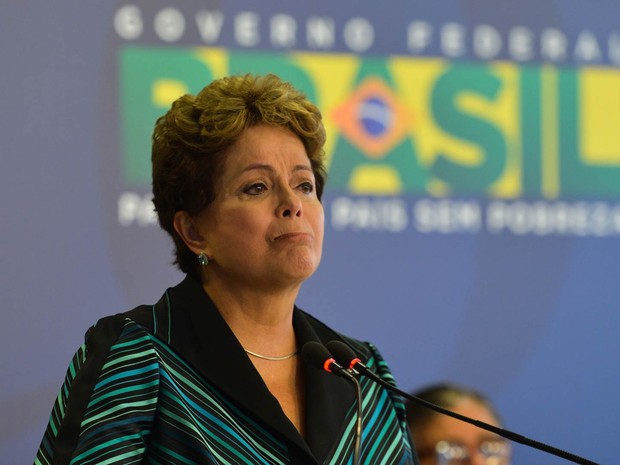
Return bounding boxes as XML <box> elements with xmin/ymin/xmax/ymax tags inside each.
<box><xmin>201</xmin><ymin>276</ymin><xmax>300</xmax><ymax>356</ymax></box>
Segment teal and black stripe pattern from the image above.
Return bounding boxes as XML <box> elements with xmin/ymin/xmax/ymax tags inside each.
<box><xmin>36</xmin><ymin>320</ymin><xmax>414</xmax><ymax>464</ymax></box>
<box><xmin>347</xmin><ymin>340</ymin><xmax>414</xmax><ymax>464</ymax></box>
<box><xmin>36</xmin><ymin>344</ymin><xmax>88</xmax><ymax>461</ymax></box>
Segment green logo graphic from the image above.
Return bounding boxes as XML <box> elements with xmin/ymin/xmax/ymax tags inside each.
<box><xmin>119</xmin><ymin>46</ymin><xmax>620</xmax><ymax>199</ymax></box>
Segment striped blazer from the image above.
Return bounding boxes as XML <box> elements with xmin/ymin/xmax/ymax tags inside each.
<box><xmin>35</xmin><ymin>275</ymin><xmax>417</xmax><ymax>464</ymax></box>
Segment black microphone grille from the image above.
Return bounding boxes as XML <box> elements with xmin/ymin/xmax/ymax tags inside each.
<box><xmin>326</xmin><ymin>340</ymin><xmax>358</xmax><ymax>366</ymax></box>
<box><xmin>300</xmin><ymin>341</ymin><xmax>333</xmax><ymax>370</ymax></box>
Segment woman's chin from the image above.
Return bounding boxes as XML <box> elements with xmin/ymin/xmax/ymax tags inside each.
<box><xmin>275</xmin><ymin>251</ymin><xmax>321</xmax><ymax>284</ymax></box>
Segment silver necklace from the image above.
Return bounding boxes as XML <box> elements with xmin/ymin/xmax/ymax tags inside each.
<box><xmin>244</xmin><ymin>348</ymin><xmax>298</xmax><ymax>361</ymax></box>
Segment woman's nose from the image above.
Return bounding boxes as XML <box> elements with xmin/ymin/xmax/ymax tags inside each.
<box><xmin>277</xmin><ymin>187</ymin><xmax>303</xmax><ymax>218</ymax></box>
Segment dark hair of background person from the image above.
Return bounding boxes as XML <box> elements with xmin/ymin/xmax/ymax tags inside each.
<box><xmin>151</xmin><ymin>73</ymin><xmax>327</xmax><ymax>276</ymax></box>
<box><xmin>405</xmin><ymin>382</ymin><xmax>503</xmax><ymax>430</ymax></box>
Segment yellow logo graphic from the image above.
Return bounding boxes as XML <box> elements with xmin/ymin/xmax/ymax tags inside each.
<box><xmin>119</xmin><ymin>46</ymin><xmax>620</xmax><ymax>199</ymax></box>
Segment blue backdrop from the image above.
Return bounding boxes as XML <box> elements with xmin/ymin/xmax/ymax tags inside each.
<box><xmin>2</xmin><ymin>2</ymin><xmax>619</xmax><ymax>464</ymax></box>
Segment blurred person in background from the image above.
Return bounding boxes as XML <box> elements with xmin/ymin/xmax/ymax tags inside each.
<box><xmin>406</xmin><ymin>383</ymin><xmax>511</xmax><ymax>465</ymax></box>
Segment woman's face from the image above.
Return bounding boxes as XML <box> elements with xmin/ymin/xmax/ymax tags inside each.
<box><xmin>196</xmin><ymin>124</ymin><xmax>324</xmax><ymax>291</ymax></box>
<box><xmin>413</xmin><ymin>399</ymin><xmax>510</xmax><ymax>465</ymax></box>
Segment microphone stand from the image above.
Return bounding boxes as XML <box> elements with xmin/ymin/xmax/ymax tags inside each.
<box><xmin>350</xmin><ymin>377</ymin><xmax>362</xmax><ymax>465</ymax></box>
<box><xmin>300</xmin><ymin>342</ymin><xmax>362</xmax><ymax>465</ymax></box>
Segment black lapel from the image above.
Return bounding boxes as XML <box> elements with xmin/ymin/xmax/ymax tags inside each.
<box><xmin>160</xmin><ymin>276</ymin><xmax>319</xmax><ymax>462</ymax></box>
<box><xmin>153</xmin><ymin>275</ymin><xmax>361</xmax><ymax>465</ymax></box>
<box><xmin>292</xmin><ymin>309</ymin><xmax>357</xmax><ymax>464</ymax></box>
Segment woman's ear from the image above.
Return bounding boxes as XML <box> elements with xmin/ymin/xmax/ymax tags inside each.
<box><xmin>173</xmin><ymin>211</ymin><xmax>207</xmax><ymax>255</ymax></box>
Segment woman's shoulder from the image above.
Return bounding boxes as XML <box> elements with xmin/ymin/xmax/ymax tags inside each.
<box><xmin>80</xmin><ymin>304</ymin><xmax>161</xmax><ymax>362</ymax></box>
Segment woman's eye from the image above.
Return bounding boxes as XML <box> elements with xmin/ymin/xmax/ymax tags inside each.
<box><xmin>244</xmin><ymin>183</ymin><xmax>267</xmax><ymax>195</ymax></box>
<box><xmin>298</xmin><ymin>182</ymin><xmax>314</xmax><ymax>194</ymax></box>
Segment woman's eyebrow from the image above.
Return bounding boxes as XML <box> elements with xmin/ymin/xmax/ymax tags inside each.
<box><xmin>240</xmin><ymin>163</ymin><xmax>313</xmax><ymax>173</ymax></box>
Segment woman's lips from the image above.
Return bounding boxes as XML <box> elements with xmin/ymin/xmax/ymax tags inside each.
<box><xmin>274</xmin><ymin>232</ymin><xmax>312</xmax><ymax>242</ymax></box>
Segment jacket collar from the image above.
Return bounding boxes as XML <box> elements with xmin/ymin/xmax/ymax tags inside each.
<box><xmin>159</xmin><ymin>275</ymin><xmax>356</xmax><ymax>464</ymax></box>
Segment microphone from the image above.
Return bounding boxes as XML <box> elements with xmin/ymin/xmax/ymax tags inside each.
<box><xmin>325</xmin><ymin>341</ymin><xmax>378</xmax><ymax>380</ymax></box>
<box><xmin>300</xmin><ymin>341</ymin><xmax>362</xmax><ymax>465</ymax></box>
<box><xmin>325</xmin><ymin>340</ymin><xmax>598</xmax><ymax>465</ymax></box>
<box><xmin>300</xmin><ymin>341</ymin><xmax>356</xmax><ymax>381</ymax></box>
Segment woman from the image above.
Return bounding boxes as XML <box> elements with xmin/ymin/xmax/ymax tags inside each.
<box><xmin>405</xmin><ymin>384</ymin><xmax>511</xmax><ymax>465</ymax></box>
<box><xmin>35</xmin><ymin>74</ymin><xmax>415</xmax><ymax>464</ymax></box>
